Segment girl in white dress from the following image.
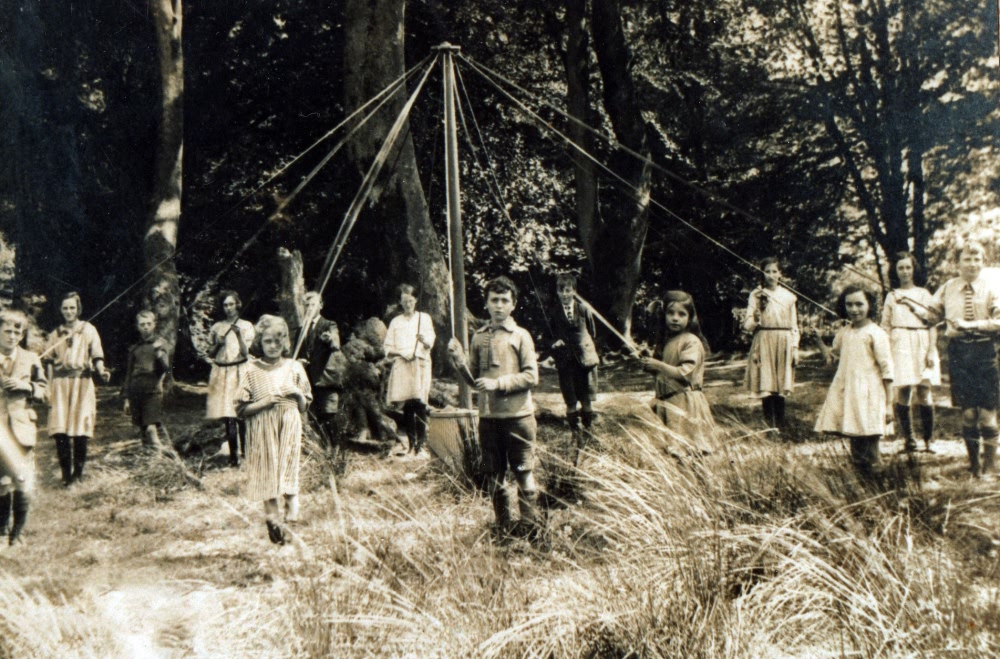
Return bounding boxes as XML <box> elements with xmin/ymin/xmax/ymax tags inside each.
<box><xmin>743</xmin><ymin>257</ymin><xmax>799</xmax><ymax>430</ymax></box>
<box><xmin>881</xmin><ymin>252</ymin><xmax>940</xmax><ymax>453</ymax></box>
<box><xmin>206</xmin><ymin>290</ymin><xmax>255</xmax><ymax>467</ymax></box>
<box><xmin>44</xmin><ymin>292</ymin><xmax>111</xmax><ymax>486</ymax></box>
<box><xmin>814</xmin><ymin>286</ymin><xmax>894</xmax><ymax>474</ymax></box>
<box><xmin>236</xmin><ymin>315</ymin><xmax>311</xmax><ymax>545</ymax></box>
<box><xmin>383</xmin><ymin>284</ymin><xmax>435</xmax><ymax>456</ymax></box>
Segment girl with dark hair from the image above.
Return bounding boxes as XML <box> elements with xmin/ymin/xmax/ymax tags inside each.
<box><xmin>743</xmin><ymin>257</ymin><xmax>799</xmax><ymax>431</ymax></box>
<box><xmin>383</xmin><ymin>284</ymin><xmax>436</xmax><ymax>456</ymax></box>
<box><xmin>639</xmin><ymin>291</ymin><xmax>717</xmax><ymax>454</ymax></box>
<box><xmin>44</xmin><ymin>292</ymin><xmax>110</xmax><ymax>486</ymax></box>
<box><xmin>206</xmin><ymin>290</ymin><xmax>255</xmax><ymax>467</ymax></box>
<box><xmin>881</xmin><ymin>252</ymin><xmax>939</xmax><ymax>452</ymax></box>
<box><xmin>814</xmin><ymin>285</ymin><xmax>894</xmax><ymax>474</ymax></box>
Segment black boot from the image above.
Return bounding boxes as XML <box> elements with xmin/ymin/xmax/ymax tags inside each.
<box><xmin>413</xmin><ymin>405</ymin><xmax>429</xmax><ymax>456</ymax></box>
<box><xmin>54</xmin><ymin>434</ymin><xmax>73</xmax><ymax>486</ymax></box>
<box><xmin>0</xmin><ymin>492</ymin><xmax>11</xmax><ymax>537</ymax></box>
<box><xmin>72</xmin><ymin>436</ymin><xmax>88</xmax><ymax>482</ymax></box>
<box><xmin>580</xmin><ymin>409</ymin><xmax>597</xmax><ymax>430</ymax></box>
<box><xmin>919</xmin><ymin>405</ymin><xmax>935</xmax><ymax>452</ymax></box>
<box><xmin>963</xmin><ymin>428</ymin><xmax>982</xmax><ymax>477</ymax></box>
<box><xmin>566</xmin><ymin>409</ymin><xmax>581</xmax><ymax>432</ymax></box>
<box><xmin>761</xmin><ymin>397</ymin><xmax>775</xmax><ymax>428</ymax></box>
<box><xmin>8</xmin><ymin>491</ymin><xmax>28</xmax><ymax>545</ymax></box>
<box><xmin>895</xmin><ymin>404</ymin><xmax>916</xmax><ymax>453</ymax></box>
<box><xmin>226</xmin><ymin>419</ymin><xmax>240</xmax><ymax>467</ymax></box>
<box><xmin>238</xmin><ymin>420</ymin><xmax>248</xmax><ymax>458</ymax></box>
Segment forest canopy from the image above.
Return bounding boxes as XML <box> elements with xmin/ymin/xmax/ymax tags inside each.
<box><xmin>1</xmin><ymin>0</ymin><xmax>997</xmax><ymax>369</ymax></box>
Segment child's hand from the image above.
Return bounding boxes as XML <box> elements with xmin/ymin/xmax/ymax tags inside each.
<box><xmin>474</xmin><ymin>378</ymin><xmax>499</xmax><ymax>392</ymax></box>
<box><xmin>447</xmin><ymin>338</ymin><xmax>466</xmax><ymax>365</ymax></box>
<box><xmin>0</xmin><ymin>377</ymin><xmax>28</xmax><ymax>392</ymax></box>
<box><xmin>551</xmin><ymin>340</ymin><xmax>566</xmax><ymax>350</ymax></box>
<box><xmin>98</xmin><ymin>368</ymin><xmax>111</xmax><ymax>384</ymax></box>
<box><xmin>640</xmin><ymin>358</ymin><xmax>663</xmax><ymax>374</ymax></box>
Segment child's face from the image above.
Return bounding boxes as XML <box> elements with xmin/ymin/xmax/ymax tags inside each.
<box><xmin>959</xmin><ymin>249</ymin><xmax>984</xmax><ymax>281</ymax></box>
<box><xmin>60</xmin><ymin>299</ymin><xmax>79</xmax><ymax>323</ymax></box>
<box><xmin>486</xmin><ymin>291</ymin><xmax>515</xmax><ymax>324</ymax></box>
<box><xmin>665</xmin><ymin>303</ymin><xmax>690</xmax><ymax>334</ymax></box>
<box><xmin>305</xmin><ymin>296</ymin><xmax>323</xmax><ymax>318</ymax></box>
<box><xmin>400</xmin><ymin>292</ymin><xmax>417</xmax><ymax>315</ymax></box>
<box><xmin>556</xmin><ymin>284</ymin><xmax>575</xmax><ymax>305</ymax></box>
<box><xmin>137</xmin><ymin>317</ymin><xmax>156</xmax><ymax>340</ymax></box>
<box><xmin>762</xmin><ymin>263</ymin><xmax>781</xmax><ymax>288</ymax></box>
<box><xmin>844</xmin><ymin>291</ymin><xmax>869</xmax><ymax>323</ymax></box>
<box><xmin>895</xmin><ymin>258</ymin><xmax>915</xmax><ymax>286</ymax></box>
<box><xmin>222</xmin><ymin>296</ymin><xmax>239</xmax><ymax>319</ymax></box>
<box><xmin>0</xmin><ymin>323</ymin><xmax>22</xmax><ymax>352</ymax></box>
<box><xmin>261</xmin><ymin>332</ymin><xmax>285</xmax><ymax>359</ymax></box>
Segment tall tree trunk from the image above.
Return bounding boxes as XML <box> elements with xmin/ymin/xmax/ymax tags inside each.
<box><xmin>343</xmin><ymin>0</ymin><xmax>450</xmax><ymax>336</ymax></box>
<box><xmin>908</xmin><ymin>147</ymin><xmax>927</xmax><ymax>271</ymax></box>
<box><xmin>588</xmin><ymin>0</ymin><xmax>652</xmax><ymax>336</ymax></box>
<box><xmin>147</xmin><ymin>0</ymin><xmax>183</xmax><ymax>364</ymax></box>
<box><xmin>562</xmin><ymin>0</ymin><xmax>599</xmax><ymax>262</ymax></box>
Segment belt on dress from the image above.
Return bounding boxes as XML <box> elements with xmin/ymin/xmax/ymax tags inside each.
<box><xmin>891</xmin><ymin>326</ymin><xmax>928</xmax><ymax>331</ymax></box>
<box><xmin>214</xmin><ymin>358</ymin><xmax>248</xmax><ymax>367</ymax></box>
<box><xmin>757</xmin><ymin>327</ymin><xmax>792</xmax><ymax>331</ymax></box>
<box><xmin>656</xmin><ymin>385</ymin><xmax>702</xmax><ymax>401</ymax></box>
<box><xmin>52</xmin><ymin>369</ymin><xmax>90</xmax><ymax>379</ymax></box>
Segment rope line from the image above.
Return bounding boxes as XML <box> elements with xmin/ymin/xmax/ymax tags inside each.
<box><xmin>460</xmin><ymin>57</ymin><xmax>838</xmax><ymax>319</ymax></box>
<box><xmin>293</xmin><ymin>56</ymin><xmax>441</xmax><ymax>359</ymax></box>
<box><xmin>452</xmin><ymin>63</ymin><xmax>555</xmax><ymax>337</ymax></box>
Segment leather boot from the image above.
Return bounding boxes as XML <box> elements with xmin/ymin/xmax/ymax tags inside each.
<box><xmin>581</xmin><ymin>409</ymin><xmax>597</xmax><ymax>430</ymax></box>
<box><xmin>918</xmin><ymin>405</ymin><xmax>935</xmax><ymax>452</ymax></box>
<box><xmin>0</xmin><ymin>492</ymin><xmax>11</xmax><ymax>537</ymax></box>
<box><xmin>8</xmin><ymin>491</ymin><xmax>28</xmax><ymax>545</ymax></box>
<box><xmin>982</xmin><ymin>429</ymin><xmax>998</xmax><ymax>475</ymax></box>
<box><xmin>71</xmin><ymin>437</ymin><xmax>88</xmax><ymax>482</ymax></box>
<box><xmin>761</xmin><ymin>397</ymin><xmax>775</xmax><ymax>428</ymax></box>
<box><xmin>54</xmin><ymin>435</ymin><xmax>73</xmax><ymax>486</ymax></box>
<box><xmin>895</xmin><ymin>404</ymin><xmax>916</xmax><ymax>452</ymax></box>
<box><xmin>566</xmin><ymin>409</ymin><xmax>581</xmax><ymax>432</ymax></box>
<box><xmin>963</xmin><ymin>428</ymin><xmax>982</xmax><ymax>477</ymax></box>
<box><xmin>518</xmin><ymin>487</ymin><xmax>541</xmax><ymax>541</ymax></box>
<box><xmin>774</xmin><ymin>396</ymin><xmax>787</xmax><ymax>430</ymax></box>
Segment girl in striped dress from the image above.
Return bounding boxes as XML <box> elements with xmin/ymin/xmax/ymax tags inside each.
<box><xmin>743</xmin><ymin>257</ymin><xmax>799</xmax><ymax>430</ymax></box>
<box><xmin>236</xmin><ymin>315</ymin><xmax>311</xmax><ymax>545</ymax></box>
<box><xmin>881</xmin><ymin>252</ymin><xmax>940</xmax><ymax>453</ymax></box>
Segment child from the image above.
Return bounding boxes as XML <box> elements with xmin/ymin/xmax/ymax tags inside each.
<box><xmin>640</xmin><ymin>290</ymin><xmax>717</xmax><ymax>454</ymax></box>
<box><xmin>44</xmin><ymin>292</ymin><xmax>111</xmax><ymax>486</ymax></box>
<box><xmin>814</xmin><ymin>286</ymin><xmax>894</xmax><ymax>474</ymax></box>
<box><xmin>743</xmin><ymin>257</ymin><xmax>799</xmax><ymax>430</ymax></box>
<box><xmin>448</xmin><ymin>277</ymin><xmax>540</xmax><ymax>538</ymax></box>
<box><xmin>206</xmin><ymin>290</ymin><xmax>255</xmax><ymax>468</ymax></box>
<box><xmin>548</xmin><ymin>274</ymin><xmax>600</xmax><ymax>432</ymax></box>
<box><xmin>881</xmin><ymin>252</ymin><xmax>940</xmax><ymax>453</ymax></box>
<box><xmin>121</xmin><ymin>311</ymin><xmax>170</xmax><ymax>449</ymax></box>
<box><xmin>0</xmin><ymin>309</ymin><xmax>47</xmax><ymax>546</ymax></box>
<box><xmin>235</xmin><ymin>315</ymin><xmax>311</xmax><ymax>545</ymax></box>
<box><xmin>294</xmin><ymin>291</ymin><xmax>344</xmax><ymax>468</ymax></box>
<box><xmin>383</xmin><ymin>284</ymin><xmax>435</xmax><ymax>456</ymax></box>
<box><xmin>927</xmin><ymin>241</ymin><xmax>1000</xmax><ymax>477</ymax></box>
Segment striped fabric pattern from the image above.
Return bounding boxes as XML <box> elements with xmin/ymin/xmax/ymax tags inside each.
<box><xmin>964</xmin><ymin>284</ymin><xmax>975</xmax><ymax>321</ymax></box>
<box><xmin>236</xmin><ymin>359</ymin><xmax>312</xmax><ymax>501</ymax></box>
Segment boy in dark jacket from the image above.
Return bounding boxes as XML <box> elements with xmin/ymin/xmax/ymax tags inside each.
<box><xmin>122</xmin><ymin>311</ymin><xmax>169</xmax><ymax>449</ymax></box>
<box><xmin>548</xmin><ymin>274</ymin><xmax>600</xmax><ymax>431</ymax></box>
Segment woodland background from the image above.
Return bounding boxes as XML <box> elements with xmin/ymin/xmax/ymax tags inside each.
<box><xmin>1</xmin><ymin>0</ymin><xmax>999</xmax><ymax>374</ymax></box>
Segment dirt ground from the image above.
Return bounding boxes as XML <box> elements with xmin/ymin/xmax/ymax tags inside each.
<box><xmin>2</xmin><ymin>350</ymin><xmax>997</xmax><ymax>657</ymax></box>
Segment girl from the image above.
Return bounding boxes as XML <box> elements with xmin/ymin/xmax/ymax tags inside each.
<box><xmin>206</xmin><ymin>290</ymin><xmax>255</xmax><ymax>467</ymax></box>
<box><xmin>236</xmin><ymin>315</ymin><xmax>311</xmax><ymax>545</ymax></box>
<box><xmin>383</xmin><ymin>284</ymin><xmax>435</xmax><ymax>456</ymax></box>
<box><xmin>881</xmin><ymin>252</ymin><xmax>940</xmax><ymax>453</ymax></box>
<box><xmin>814</xmin><ymin>286</ymin><xmax>894</xmax><ymax>474</ymax></box>
<box><xmin>44</xmin><ymin>292</ymin><xmax>111</xmax><ymax>486</ymax></box>
<box><xmin>743</xmin><ymin>257</ymin><xmax>799</xmax><ymax>430</ymax></box>
<box><xmin>641</xmin><ymin>291</ymin><xmax>717</xmax><ymax>454</ymax></box>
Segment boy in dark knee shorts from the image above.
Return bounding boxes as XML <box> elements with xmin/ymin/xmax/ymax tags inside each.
<box><xmin>0</xmin><ymin>309</ymin><xmax>47</xmax><ymax>547</ymax></box>
<box><xmin>449</xmin><ymin>277</ymin><xmax>541</xmax><ymax>538</ymax></box>
<box><xmin>122</xmin><ymin>311</ymin><xmax>169</xmax><ymax>449</ymax></box>
<box><xmin>548</xmin><ymin>274</ymin><xmax>600</xmax><ymax>433</ymax></box>
<box><xmin>929</xmin><ymin>241</ymin><xmax>1000</xmax><ymax>477</ymax></box>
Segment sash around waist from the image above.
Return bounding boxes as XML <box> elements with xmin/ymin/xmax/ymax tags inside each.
<box><xmin>657</xmin><ymin>385</ymin><xmax>702</xmax><ymax>401</ymax></box>
<box><xmin>52</xmin><ymin>369</ymin><xmax>91</xmax><ymax>379</ymax></box>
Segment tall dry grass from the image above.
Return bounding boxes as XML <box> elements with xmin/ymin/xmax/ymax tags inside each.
<box><xmin>283</xmin><ymin>419</ymin><xmax>1000</xmax><ymax>659</ymax></box>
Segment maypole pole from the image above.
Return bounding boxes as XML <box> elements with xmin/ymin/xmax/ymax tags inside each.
<box><xmin>437</xmin><ymin>42</ymin><xmax>472</xmax><ymax>409</ymax></box>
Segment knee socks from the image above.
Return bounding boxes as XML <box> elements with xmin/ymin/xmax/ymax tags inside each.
<box><xmin>982</xmin><ymin>427</ymin><xmax>999</xmax><ymax>474</ymax></box>
<box><xmin>226</xmin><ymin>419</ymin><xmax>240</xmax><ymax>466</ymax></box>
<box><xmin>0</xmin><ymin>492</ymin><xmax>10</xmax><ymax>535</ymax></box>
<box><xmin>54</xmin><ymin>435</ymin><xmax>73</xmax><ymax>485</ymax></box>
<box><xmin>72</xmin><ymin>437</ymin><xmax>88</xmax><ymax>482</ymax></box>
<box><xmin>895</xmin><ymin>404</ymin><xmax>916</xmax><ymax>451</ymax></box>
<box><xmin>962</xmin><ymin>427</ymin><xmax>982</xmax><ymax>476</ymax></box>
<box><xmin>918</xmin><ymin>405</ymin><xmax>934</xmax><ymax>448</ymax></box>
<box><xmin>9</xmin><ymin>491</ymin><xmax>29</xmax><ymax>544</ymax></box>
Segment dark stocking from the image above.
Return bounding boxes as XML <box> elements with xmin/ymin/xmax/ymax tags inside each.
<box><xmin>72</xmin><ymin>436</ymin><xmax>88</xmax><ymax>482</ymax></box>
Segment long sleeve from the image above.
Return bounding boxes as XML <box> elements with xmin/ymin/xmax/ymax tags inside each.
<box><xmin>790</xmin><ymin>301</ymin><xmax>800</xmax><ymax>349</ymax></box>
<box><xmin>87</xmin><ymin>324</ymin><xmax>105</xmax><ymax>367</ymax></box>
<box><xmin>419</xmin><ymin>312</ymin><xmax>435</xmax><ymax>357</ymax></box>
<box><xmin>29</xmin><ymin>355</ymin><xmax>47</xmax><ymax>403</ymax></box>
<box><xmin>497</xmin><ymin>331</ymin><xmax>539</xmax><ymax>393</ymax></box>
<box><xmin>383</xmin><ymin>318</ymin><xmax>399</xmax><ymax>357</ymax></box>
<box><xmin>583</xmin><ymin>304</ymin><xmax>598</xmax><ymax>343</ymax></box>
<box><xmin>881</xmin><ymin>293</ymin><xmax>895</xmax><ymax>334</ymax></box>
<box><xmin>872</xmin><ymin>327</ymin><xmax>894</xmax><ymax>380</ymax></box>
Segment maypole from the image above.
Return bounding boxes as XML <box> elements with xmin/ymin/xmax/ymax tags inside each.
<box><xmin>437</xmin><ymin>42</ymin><xmax>472</xmax><ymax>409</ymax></box>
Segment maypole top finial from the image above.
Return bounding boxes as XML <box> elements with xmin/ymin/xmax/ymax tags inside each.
<box><xmin>433</xmin><ymin>42</ymin><xmax>462</xmax><ymax>53</ymax></box>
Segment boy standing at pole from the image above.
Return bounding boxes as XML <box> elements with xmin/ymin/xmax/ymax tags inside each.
<box><xmin>928</xmin><ymin>241</ymin><xmax>1000</xmax><ymax>477</ymax></box>
<box><xmin>449</xmin><ymin>277</ymin><xmax>541</xmax><ymax>539</ymax></box>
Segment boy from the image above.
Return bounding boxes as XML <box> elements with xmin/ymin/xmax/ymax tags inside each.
<box><xmin>928</xmin><ymin>241</ymin><xmax>1000</xmax><ymax>477</ymax></box>
<box><xmin>122</xmin><ymin>311</ymin><xmax>169</xmax><ymax>449</ymax></box>
<box><xmin>448</xmin><ymin>277</ymin><xmax>540</xmax><ymax>537</ymax></box>
<box><xmin>0</xmin><ymin>309</ymin><xmax>47</xmax><ymax>547</ymax></box>
<box><xmin>548</xmin><ymin>274</ymin><xmax>599</xmax><ymax>433</ymax></box>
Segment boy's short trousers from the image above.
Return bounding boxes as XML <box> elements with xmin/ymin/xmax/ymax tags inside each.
<box><xmin>948</xmin><ymin>339</ymin><xmax>1000</xmax><ymax>409</ymax></box>
<box><xmin>0</xmin><ymin>449</ymin><xmax>35</xmax><ymax>495</ymax></box>
<box><xmin>556</xmin><ymin>362</ymin><xmax>598</xmax><ymax>408</ymax></box>
<box><xmin>478</xmin><ymin>416</ymin><xmax>537</xmax><ymax>476</ymax></box>
<box><xmin>128</xmin><ymin>392</ymin><xmax>163</xmax><ymax>428</ymax></box>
